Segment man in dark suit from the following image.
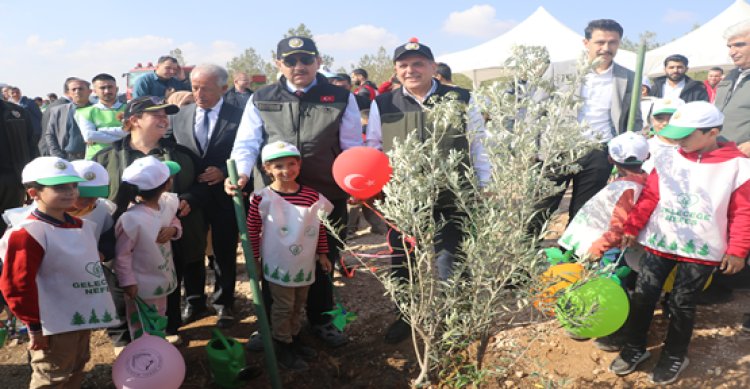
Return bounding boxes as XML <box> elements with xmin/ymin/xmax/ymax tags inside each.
<box><xmin>169</xmin><ymin>63</ymin><xmax>243</xmax><ymax>328</ymax></box>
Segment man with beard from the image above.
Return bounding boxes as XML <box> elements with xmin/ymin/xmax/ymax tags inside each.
<box><xmin>76</xmin><ymin>74</ymin><xmax>127</xmax><ymax>159</ymax></box>
<box><xmin>531</xmin><ymin>19</ymin><xmax>641</xmax><ymax>235</ymax></box>
<box><xmin>228</xmin><ymin>36</ymin><xmax>361</xmax><ymax>349</ymax></box>
<box><xmin>649</xmin><ymin>54</ymin><xmax>708</xmax><ymax>102</ymax></box>
<box><xmin>704</xmin><ymin>67</ymin><xmax>724</xmax><ymax>103</ymax></box>
<box><xmin>351</xmin><ymin>68</ymin><xmax>378</xmax><ymax>104</ymax></box>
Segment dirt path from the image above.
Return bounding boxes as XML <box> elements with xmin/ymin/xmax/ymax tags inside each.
<box><xmin>1</xmin><ymin>223</ymin><xmax>749</xmax><ymax>388</ymax></box>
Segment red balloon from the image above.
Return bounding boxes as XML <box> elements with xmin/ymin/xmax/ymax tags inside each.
<box><xmin>333</xmin><ymin>147</ymin><xmax>392</xmax><ymax>199</ymax></box>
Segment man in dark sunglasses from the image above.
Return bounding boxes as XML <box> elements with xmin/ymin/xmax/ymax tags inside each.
<box><xmin>227</xmin><ymin>36</ymin><xmax>362</xmax><ymax>354</ymax></box>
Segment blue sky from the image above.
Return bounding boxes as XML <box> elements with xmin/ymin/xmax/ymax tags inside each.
<box><xmin>0</xmin><ymin>0</ymin><xmax>739</xmax><ymax>97</ymax></box>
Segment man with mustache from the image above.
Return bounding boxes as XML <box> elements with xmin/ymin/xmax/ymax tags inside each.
<box><xmin>532</xmin><ymin>19</ymin><xmax>641</xmax><ymax>234</ymax></box>
<box><xmin>228</xmin><ymin>36</ymin><xmax>362</xmax><ymax>349</ymax></box>
<box><xmin>649</xmin><ymin>54</ymin><xmax>708</xmax><ymax>102</ymax></box>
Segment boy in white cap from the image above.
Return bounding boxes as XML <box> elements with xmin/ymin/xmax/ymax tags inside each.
<box><xmin>559</xmin><ymin>131</ymin><xmax>650</xmax><ymax>261</ymax></box>
<box><xmin>114</xmin><ymin>156</ymin><xmax>182</xmax><ymax>341</ymax></box>
<box><xmin>0</xmin><ymin>156</ymin><xmax>118</xmax><ymax>388</ymax></box>
<box><xmin>611</xmin><ymin>101</ymin><xmax>750</xmax><ymax>384</ymax></box>
<box><xmin>247</xmin><ymin>140</ymin><xmax>333</xmax><ymax>371</ymax></box>
<box><xmin>642</xmin><ymin>98</ymin><xmax>684</xmax><ymax>173</ymax></box>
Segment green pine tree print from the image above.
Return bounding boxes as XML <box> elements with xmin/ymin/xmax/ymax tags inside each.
<box><xmin>281</xmin><ymin>272</ymin><xmax>291</xmax><ymax>283</ymax></box>
<box><xmin>271</xmin><ymin>267</ymin><xmax>280</xmax><ymax>280</ymax></box>
<box><xmin>154</xmin><ymin>285</ymin><xmax>164</xmax><ymax>295</ymax></box>
<box><xmin>293</xmin><ymin>269</ymin><xmax>305</xmax><ymax>283</ymax></box>
<box><xmin>71</xmin><ymin>312</ymin><xmax>85</xmax><ymax>325</ymax></box>
<box><xmin>88</xmin><ymin>309</ymin><xmax>100</xmax><ymax>324</ymax></box>
<box><xmin>699</xmin><ymin>244</ymin><xmax>710</xmax><ymax>256</ymax></box>
<box><xmin>101</xmin><ymin>310</ymin><xmax>113</xmax><ymax>323</ymax></box>
<box><xmin>682</xmin><ymin>240</ymin><xmax>697</xmax><ymax>254</ymax></box>
<box><xmin>561</xmin><ymin>234</ymin><xmax>573</xmax><ymax>245</ymax></box>
<box><xmin>668</xmin><ymin>241</ymin><xmax>678</xmax><ymax>251</ymax></box>
<box><xmin>657</xmin><ymin>237</ymin><xmax>667</xmax><ymax>248</ymax></box>
<box><xmin>306</xmin><ymin>271</ymin><xmax>313</xmax><ymax>282</ymax></box>
<box><xmin>264</xmin><ymin>263</ymin><xmax>270</xmax><ymax>276</ymax></box>
<box><xmin>648</xmin><ymin>234</ymin><xmax>658</xmax><ymax>246</ymax></box>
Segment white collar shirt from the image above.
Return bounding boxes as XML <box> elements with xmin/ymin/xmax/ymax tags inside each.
<box><xmin>194</xmin><ymin>98</ymin><xmax>223</xmax><ymax>144</ymax></box>
<box><xmin>662</xmin><ymin>78</ymin><xmax>685</xmax><ymax>99</ymax></box>
<box><xmin>579</xmin><ymin>65</ymin><xmax>615</xmax><ymax>142</ymax></box>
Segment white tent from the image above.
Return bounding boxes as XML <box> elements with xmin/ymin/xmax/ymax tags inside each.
<box><xmin>644</xmin><ymin>0</ymin><xmax>750</xmax><ymax>76</ymax></box>
<box><xmin>436</xmin><ymin>6</ymin><xmax>637</xmax><ymax>86</ymax></box>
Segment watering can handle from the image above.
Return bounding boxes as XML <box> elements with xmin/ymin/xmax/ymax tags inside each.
<box><xmin>212</xmin><ymin>328</ymin><xmax>233</xmax><ymax>351</ymax></box>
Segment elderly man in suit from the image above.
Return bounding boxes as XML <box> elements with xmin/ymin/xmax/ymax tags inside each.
<box><xmin>169</xmin><ymin>63</ymin><xmax>243</xmax><ymax>329</ymax></box>
<box><xmin>531</xmin><ymin>19</ymin><xmax>641</xmax><ymax>235</ymax></box>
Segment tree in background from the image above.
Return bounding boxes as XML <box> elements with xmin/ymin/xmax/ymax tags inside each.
<box><xmin>349</xmin><ymin>47</ymin><xmax>393</xmax><ymax>86</ymax></box>
<box><xmin>169</xmin><ymin>48</ymin><xmax>186</xmax><ymax>66</ymax></box>
<box><xmin>621</xmin><ymin>31</ymin><xmax>662</xmax><ymax>51</ymax></box>
<box><xmin>226</xmin><ymin>47</ymin><xmax>276</xmax><ymax>85</ymax></box>
<box><xmin>283</xmin><ymin>23</ymin><xmax>335</xmax><ymax>69</ymax></box>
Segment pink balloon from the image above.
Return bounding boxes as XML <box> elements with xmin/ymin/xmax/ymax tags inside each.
<box><xmin>112</xmin><ymin>334</ymin><xmax>185</xmax><ymax>389</ymax></box>
<box><xmin>333</xmin><ymin>147</ymin><xmax>392</xmax><ymax>199</ymax></box>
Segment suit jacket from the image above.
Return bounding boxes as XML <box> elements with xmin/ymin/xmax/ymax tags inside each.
<box><xmin>169</xmin><ymin>101</ymin><xmax>243</xmax><ymax>209</ymax></box>
<box><xmin>44</xmin><ymin>102</ymin><xmax>81</xmax><ymax>159</ymax></box>
<box><xmin>39</xmin><ymin>97</ymin><xmax>69</xmax><ymax>155</ymax></box>
<box><xmin>715</xmin><ymin>68</ymin><xmax>750</xmax><ymax>143</ymax></box>
<box><xmin>609</xmin><ymin>63</ymin><xmax>642</xmax><ymax>135</ymax></box>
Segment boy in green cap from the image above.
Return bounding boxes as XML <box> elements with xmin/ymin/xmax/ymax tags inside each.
<box><xmin>611</xmin><ymin>101</ymin><xmax>750</xmax><ymax>384</ymax></box>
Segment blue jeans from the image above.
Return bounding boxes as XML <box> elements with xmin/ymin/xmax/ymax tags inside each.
<box><xmin>622</xmin><ymin>252</ymin><xmax>714</xmax><ymax>357</ymax></box>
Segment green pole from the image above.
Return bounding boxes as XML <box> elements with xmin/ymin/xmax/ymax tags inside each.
<box><xmin>227</xmin><ymin>159</ymin><xmax>282</xmax><ymax>389</ymax></box>
<box><xmin>626</xmin><ymin>42</ymin><xmax>647</xmax><ymax>132</ymax></box>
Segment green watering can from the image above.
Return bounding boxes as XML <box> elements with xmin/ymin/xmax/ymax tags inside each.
<box><xmin>206</xmin><ymin>329</ymin><xmax>258</xmax><ymax>388</ymax></box>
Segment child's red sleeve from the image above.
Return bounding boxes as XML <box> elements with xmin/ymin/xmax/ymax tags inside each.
<box><xmin>246</xmin><ymin>194</ymin><xmax>263</xmax><ymax>260</ymax></box>
<box><xmin>0</xmin><ymin>228</ymin><xmax>44</xmax><ymax>330</ymax></box>
<box><xmin>726</xmin><ymin>180</ymin><xmax>750</xmax><ymax>258</ymax></box>
<box><xmin>588</xmin><ymin>189</ymin><xmax>635</xmax><ymax>257</ymax></box>
<box><xmin>624</xmin><ymin>170</ymin><xmax>661</xmax><ymax>236</ymax></box>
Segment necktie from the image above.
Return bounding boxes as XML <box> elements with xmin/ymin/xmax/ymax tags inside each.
<box><xmin>197</xmin><ymin>108</ymin><xmax>211</xmax><ymax>154</ymax></box>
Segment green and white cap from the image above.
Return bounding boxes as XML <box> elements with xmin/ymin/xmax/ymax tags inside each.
<box><xmin>71</xmin><ymin>160</ymin><xmax>110</xmax><ymax>198</ymax></box>
<box><xmin>659</xmin><ymin>101</ymin><xmax>724</xmax><ymax>139</ymax></box>
<box><xmin>122</xmin><ymin>156</ymin><xmax>181</xmax><ymax>191</ymax></box>
<box><xmin>22</xmin><ymin>157</ymin><xmax>85</xmax><ymax>186</ymax></box>
<box><xmin>651</xmin><ymin>97</ymin><xmax>685</xmax><ymax>116</ymax></box>
<box><xmin>261</xmin><ymin>141</ymin><xmax>301</xmax><ymax>163</ymax></box>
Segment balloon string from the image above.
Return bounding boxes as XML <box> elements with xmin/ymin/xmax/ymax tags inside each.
<box><xmin>361</xmin><ymin>201</ymin><xmax>417</xmax><ymax>247</ymax></box>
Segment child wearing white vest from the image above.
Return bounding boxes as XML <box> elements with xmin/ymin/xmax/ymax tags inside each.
<box><xmin>114</xmin><ymin>156</ymin><xmax>182</xmax><ymax>340</ymax></box>
<box><xmin>611</xmin><ymin>102</ymin><xmax>750</xmax><ymax>384</ymax></box>
<box><xmin>0</xmin><ymin>157</ymin><xmax>117</xmax><ymax>388</ymax></box>
<box><xmin>559</xmin><ymin>131</ymin><xmax>649</xmax><ymax>261</ymax></box>
<box><xmin>642</xmin><ymin>98</ymin><xmax>683</xmax><ymax>174</ymax></box>
<box><xmin>247</xmin><ymin>141</ymin><xmax>333</xmax><ymax>371</ymax></box>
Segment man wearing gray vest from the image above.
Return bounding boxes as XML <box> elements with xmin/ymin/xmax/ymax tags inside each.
<box><xmin>228</xmin><ymin>36</ymin><xmax>362</xmax><ymax>348</ymax></box>
<box><xmin>366</xmin><ymin>38</ymin><xmax>490</xmax><ymax>344</ymax></box>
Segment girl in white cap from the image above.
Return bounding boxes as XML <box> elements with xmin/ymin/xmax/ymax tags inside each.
<box><xmin>113</xmin><ymin>156</ymin><xmax>182</xmax><ymax>340</ymax></box>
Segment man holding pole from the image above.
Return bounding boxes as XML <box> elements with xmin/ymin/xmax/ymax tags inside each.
<box><xmin>227</xmin><ymin>36</ymin><xmax>362</xmax><ymax>348</ymax></box>
<box><xmin>531</xmin><ymin>19</ymin><xmax>641</xmax><ymax>234</ymax></box>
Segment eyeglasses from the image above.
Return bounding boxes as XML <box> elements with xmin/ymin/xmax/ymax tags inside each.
<box><xmin>282</xmin><ymin>55</ymin><xmax>316</xmax><ymax>67</ymax></box>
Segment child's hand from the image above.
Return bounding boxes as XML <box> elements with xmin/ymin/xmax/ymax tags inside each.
<box><xmin>720</xmin><ymin>254</ymin><xmax>745</xmax><ymax>275</ymax></box>
<box><xmin>621</xmin><ymin>234</ymin><xmax>637</xmax><ymax>248</ymax></box>
<box><xmin>124</xmin><ymin>285</ymin><xmax>138</xmax><ymax>298</ymax></box>
<box><xmin>156</xmin><ymin>227</ymin><xmax>178</xmax><ymax>243</ymax></box>
<box><xmin>178</xmin><ymin>200</ymin><xmax>191</xmax><ymax>217</ymax></box>
<box><xmin>28</xmin><ymin>331</ymin><xmax>49</xmax><ymax>350</ymax></box>
<box><xmin>318</xmin><ymin>255</ymin><xmax>332</xmax><ymax>273</ymax></box>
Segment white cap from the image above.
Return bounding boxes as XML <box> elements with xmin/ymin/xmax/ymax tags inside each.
<box><xmin>71</xmin><ymin>160</ymin><xmax>109</xmax><ymax>197</ymax></box>
<box><xmin>122</xmin><ymin>156</ymin><xmax>180</xmax><ymax>191</ymax></box>
<box><xmin>261</xmin><ymin>141</ymin><xmax>301</xmax><ymax>163</ymax></box>
<box><xmin>651</xmin><ymin>98</ymin><xmax>685</xmax><ymax>116</ymax></box>
<box><xmin>22</xmin><ymin>156</ymin><xmax>85</xmax><ymax>185</ymax></box>
<box><xmin>608</xmin><ymin>132</ymin><xmax>650</xmax><ymax>164</ymax></box>
<box><xmin>659</xmin><ymin>101</ymin><xmax>725</xmax><ymax>139</ymax></box>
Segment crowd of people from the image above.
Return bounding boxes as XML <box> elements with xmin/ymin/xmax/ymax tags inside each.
<box><xmin>1</xmin><ymin>16</ymin><xmax>750</xmax><ymax>388</ymax></box>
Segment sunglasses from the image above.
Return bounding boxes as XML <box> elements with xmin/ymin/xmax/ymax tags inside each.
<box><xmin>282</xmin><ymin>55</ymin><xmax>316</xmax><ymax>67</ymax></box>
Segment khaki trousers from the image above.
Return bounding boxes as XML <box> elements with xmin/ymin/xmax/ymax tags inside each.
<box><xmin>28</xmin><ymin>330</ymin><xmax>91</xmax><ymax>389</ymax></box>
<box><xmin>269</xmin><ymin>283</ymin><xmax>310</xmax><ymax>343</ymax></box>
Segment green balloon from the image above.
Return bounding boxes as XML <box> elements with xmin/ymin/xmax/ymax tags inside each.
<box><xmin>555</xmin><ymin>277</ymin><xmax>629</xmax><ymax>338</ymax></box>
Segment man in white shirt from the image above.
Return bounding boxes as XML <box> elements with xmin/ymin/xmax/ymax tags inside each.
<box><xmin>532</xmin><ymin>19</ymin><xmax>641</xmax><ymax>235</ymax></box>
